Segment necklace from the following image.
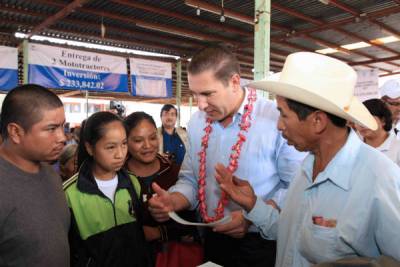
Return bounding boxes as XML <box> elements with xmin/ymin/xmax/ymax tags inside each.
<box><xmin>198</xmin><ymin>89</ymin><xmax>257</xmax><ymax>223</ymax></box>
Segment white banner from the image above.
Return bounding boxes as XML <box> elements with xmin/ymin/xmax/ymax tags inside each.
<box><xmin>0</xmin><ymin>46</ymin><xmax>18</xmax><ymax>91</ymax></box>
<box><xmin>354</xmin><ymin>69</ymin><xmax>379</xmax><ymax>102</ymax></box>
<box><xmin>28</xmin><ymin>43</ymin><xmax>128</xmax><ymax>92</ymax></box>
<box><xmin>130</xmin><ymin>58</ymin><xmax>172</xmax><ymax>97</ymax></box>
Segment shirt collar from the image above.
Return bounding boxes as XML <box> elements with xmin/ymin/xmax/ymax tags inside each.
<box><xmin>162</xmin><ymin>126</ymin><xmax>176</xmax><ymax>136</ymax></box>
<box><xmin>77</xmin><ymin>159</ymin><xmax>132</xmax><ymax>195</ymax></box>
<box><xmin>237</xmin><ymin>87</ymin><xmax>249</xmax><ymax>116</ymax></box>
<box><xmin>213</xmin><ymin>87</ymin><xmax>248</xmax><ymax>127</ymax></box>
<box><xmin>302</xmin><ymin>129</ymin><xmax>362</xmax><ymax>191</ymax></box>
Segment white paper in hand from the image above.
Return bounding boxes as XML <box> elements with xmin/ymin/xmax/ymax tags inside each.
<box><xmin>197</xmin><ymin>261</ymin><xmax>223</xmax><ymax>267</ymax></box>
<box><xmin>168</xmin><ymin>211</ymin><xmax>231</xmax><ymax>227</ymax></box>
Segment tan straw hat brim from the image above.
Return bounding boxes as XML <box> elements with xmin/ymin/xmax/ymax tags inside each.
<box><xmin>249</xmin><ymin>80</ymin><xmax>378</xmax><ymax>130</ymax></box>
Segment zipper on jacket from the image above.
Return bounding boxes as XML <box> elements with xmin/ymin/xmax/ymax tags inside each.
<box><xmin>104</xmin><ymin>194</ymin><xmax>118</xmax><ymax>226</ymax></box>
<box><xmin>112</xmin><ymin>192</ymin><xmax>117</xmax><ymax>225</ymax></box>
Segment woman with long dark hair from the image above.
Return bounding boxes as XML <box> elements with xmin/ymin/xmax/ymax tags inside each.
<box><xmin>124</xmin><ymin>111</ymin><xmax>203</xmax><ymax>267</ymax></box>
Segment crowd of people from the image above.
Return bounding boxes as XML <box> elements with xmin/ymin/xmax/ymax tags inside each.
<box><xmin>0</xmin><ymin>45</ymin><xmax>399</xmax><ymax>267</ymax></box>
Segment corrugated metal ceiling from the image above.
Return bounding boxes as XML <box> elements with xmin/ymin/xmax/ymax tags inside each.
<box><xmin>0</xmin><ymin>0</ymin><xmax>399</xmax><ymax>103</ymax></box>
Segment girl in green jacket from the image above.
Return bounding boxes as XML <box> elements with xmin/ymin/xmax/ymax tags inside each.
<box><xmin>64</xmin><ymin>111</ymin><xmax>151</xmax><ymax>267</ymax></box>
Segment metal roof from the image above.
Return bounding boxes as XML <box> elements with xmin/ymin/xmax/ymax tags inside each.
<box><xmin>1</xmin><ymin>0</ymin><xmax>400</xmax><ymax>104</ymax></box>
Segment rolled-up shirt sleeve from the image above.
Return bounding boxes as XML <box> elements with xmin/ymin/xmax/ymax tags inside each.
<box><xmin>169</xmin><ymin>129</ymin><xmax>199</xmax><ymax>211</ymax></box>
<box><xmin>244</xmin><ymin>197</ymin><xmax>280</xmax><ymax>240</ymax></box>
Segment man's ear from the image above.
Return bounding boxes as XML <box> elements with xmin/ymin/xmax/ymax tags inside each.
<box><xmin>230</xmin><ymin>73</ymin><xmax>241</xmax><ymax>91</ymax></box>
<box><xmin>85</xmin><ymin>142</ymin><xmax>94</xmax><ymax>156</ymax></box>
<box><xmin>7</xmin><ymin>123</ymin><xmax>25</xmax><ymax>144</ymax></box>
<box><xmin>379</xmin><ymin>117</ymin><xmax>386</xmax><ymax>129</ymax></box>
<box><xmin>312</xmin><ymin>111</ymin><xmax>329</xmax><ymax>134</ymax></box>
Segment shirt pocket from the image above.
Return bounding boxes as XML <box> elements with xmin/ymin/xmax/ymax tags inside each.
<box><xmin>298</xmin><ymin>222</ymin><xmax>339</xmax><ymax>264</ymax></box>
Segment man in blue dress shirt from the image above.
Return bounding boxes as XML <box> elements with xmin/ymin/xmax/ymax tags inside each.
<box><xmin>215</xmin><ymin>52</ymin><xmax>400</xmax><ymax>266</ymax></box>
<box><xmin>148</xmin><ymin>45</ymin><xmax>305</xmax><ymax>266</ymax></box>
<box><xmin>157</xmin><ymin>104</ymin><xmax>188</xmax><ymax>165</ymax></box>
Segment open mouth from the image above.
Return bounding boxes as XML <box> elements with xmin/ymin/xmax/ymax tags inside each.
<box><xmin>141</xmin><ymin>151</ymin><xmax>155</xmax><ymax>156</ymax></box>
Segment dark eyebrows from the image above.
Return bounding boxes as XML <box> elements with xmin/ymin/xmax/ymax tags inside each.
<box><xmin>46</xmin><ymin>121</ymin><xmax>65</xmax><ymax>128</ymax></box>
<box><xmin>105</xmin><ymin>139</ymin><xmax>127</xmax><ymax>145</ymax></box>
<box><xmin>190</xmin><ymin>89</ymin><xmax>215</xmax><ymax>96</ymax></box>
<box><xmin>201</xmin><ymin>90</ymin><xmax>214</xmax><ymax>95</ymax></box>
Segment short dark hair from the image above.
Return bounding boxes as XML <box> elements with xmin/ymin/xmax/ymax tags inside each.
<box><xmin>1</xmin><ymin>84</ymin><xmax>63</xmax><ymax>139</ymax></box>
<box><xmin>363</xmin><ymin>98</ymin><xmax>392</xmax><ymax>132</ymax></box>
<box><xmin>188</xmin><ymin>44</ymin><xmax>240</xmax><ymax>86</ymax></box>
<box><xmin>77</xmin><ymin>111</ymin><xmax>125</xmax><ymax>168</ymax></box>
<box><xmin>125</xmin><ymin>112</ymin><xmax>156</xmax><ymax>135</ymax></box>
<box><xmin>160</xmin><ymin>104</ymin><xmax>177</xmax><ymax>117</ymax></box>
<box><xmin>285</xmin><ymin>98</ymin><xmax>347</xmax><ymax>128</ymax></box>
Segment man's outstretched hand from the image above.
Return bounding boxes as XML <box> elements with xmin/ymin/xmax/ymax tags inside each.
<box><xmin>148</xmin><ymin>182</ymin><xmax>174</xmax><ymax>222</ymax></box>
<box><xmin>215</xmin><ymin>163</ymin><xmax>257</xmax><ymax>213</ymax></box>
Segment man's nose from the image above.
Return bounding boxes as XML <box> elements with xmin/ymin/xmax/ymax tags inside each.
<box><xmin>197</xmin><ymin>96</ymin><xmax>208</xmax><ymax>111</ymax></box>
<box><xmin>58</xmin><ymin>128</ymin><xmax>67</xmax><ymax>143</ymax></box>
<box><xmin>277</xmin><ymin>117</ymin><xmax>285</xmax><ymax>131</ymax></box>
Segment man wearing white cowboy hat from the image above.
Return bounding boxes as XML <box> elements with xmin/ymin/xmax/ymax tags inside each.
<box><xmin>380</xmin><ymin>78</ymin><xmax>400</xmax><ymax>135</ymax></box>
<box><xmin>215</xmin><ymin>52</ymin><xmax>400</xmax><ymax>266</ymax></box>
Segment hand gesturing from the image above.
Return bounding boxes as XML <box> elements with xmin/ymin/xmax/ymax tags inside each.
<box><xmin>215</xmin><ymin>163</ymin><xmax>257</xmax><ymax>212</ymax></box>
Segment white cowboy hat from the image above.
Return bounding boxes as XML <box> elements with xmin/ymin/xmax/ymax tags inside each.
<box><xmin>248</xmin><ymin>52</ymin><xmax>377</xmax><ymax>130</ymax></box>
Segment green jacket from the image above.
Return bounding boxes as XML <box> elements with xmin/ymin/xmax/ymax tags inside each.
<box><xmin>63</xmin><ymin>161</ymin><xmax>151</xmax><ymax>267</ymax></box>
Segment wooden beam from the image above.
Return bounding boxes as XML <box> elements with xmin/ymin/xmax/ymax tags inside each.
<box><xmin>111</xmin><ymin>0</ymin><xmax>252</xmax><ymax>37</ymax></box>
<box><xmin>272</xmin><ymin>40</ymin><xmax>393</xmax><ymax>72</ymax></box>
<box><xmin>380</xmin><ymin>71</ymin><xmax>400</xmax><ymax>77</ymax></box>
<box><xmin>326</xmin><ymin>0</ymin><xmax>400</xmax><ymax>56</ymax></box>
<box><xmin>333</xmin><ymin>27</ymin><xmax>400</xmax><ymax>56</ymax></box>
<box><xmin>0</xmin><ymin>16</ymin><xmax>193</xmax><ymax>57</ymax></box>
<box><xmin>302</xmin><ymin>34</ymin><xmax>400</xmax><ymax>68</ymax></box>
<box><xmin>348</xmin><ymin>55</ymin><xmax>400</xmax><ymax>66</ymax></box>
<box><xmin>60</xmin><ymin>18</ymin><xmax>201</xmax><ymax>52</ymax></box>
<box><xmin>327</xmin><ymin>0</ymin><xmax>359</xmax><ymax>16</ymax></box>
<box><xmin>273</xmin><ymin>5</ymin><xmax>400</xmax><ymax>39</ymax></box>
<box><xmin>27</xmin><ymin>0</ymin><xmax>90</xmax><ymax>38</ymax></box>
<box><xmin>370</xmin><ymin>19</ymin><xmax>400</xmax><ymax>39</ymax></box>
<box><xmin>272</xmin><ymin>2</ymin><xmax>323</xmax><ymax>25</ymax></box>
<box><xmin>184</xmin><ymin>0</ymin><xmax>253</xmax><ymax>24</ymax></box>
<box><xmin>36</xmin><ymin>0</ymin><xmax>242</xmax><ymax>45</ymax></box>
<box><xmin>270</xmin><ymin>2</ymin><xmax>400</xmax><ymax>67</ymax></box>
<box><xmin>0</xmin><ymin>4</ymin><xmax>204</xmax><ymax>53</ymax></box>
